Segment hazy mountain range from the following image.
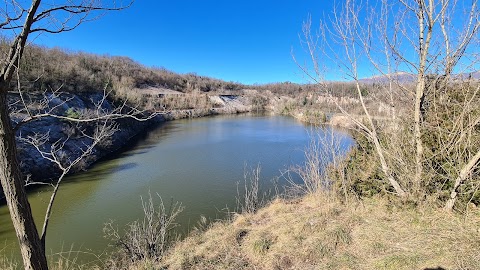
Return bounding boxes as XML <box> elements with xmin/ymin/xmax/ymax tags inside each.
<box><xmin>359</xmin><ymin>71</ymin><xmax>480</xmax><ymax>83</ymax></box>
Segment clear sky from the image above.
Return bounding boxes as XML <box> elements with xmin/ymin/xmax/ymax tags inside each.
<box><xmin>31</xmin><ymin>1</ymin><xmax>334</xmax><ymax>85</ymax></box>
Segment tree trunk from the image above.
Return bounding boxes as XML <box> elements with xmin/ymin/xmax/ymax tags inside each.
<box><xmin>354</xmin><ymin>82</ymin><xmax>406</xmax><ymax>197</ymax></box>
<box><xmin>0</xmin><ymin>89</ymin><xmax>48</xmax><ymax>269</ymax></box>
<box><xmin>372</xmin><ymin>136</ymin><xmax>407</xmax><ymax>197</ymax></box>
<box><xmin>413</xmin><ymin>77</ymin><xmax>425</xmax><ymax>193</ymax></box>
<box><xmin>445</xmin><ymin>149</ymin><xmax>480</xmax><ymax>211</ymax></box>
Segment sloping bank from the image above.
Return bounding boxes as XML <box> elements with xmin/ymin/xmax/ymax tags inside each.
<box><xmin>1</xmin><ymin>93</ymin><xmax>251</xmax><ymax>200</ymax></box>
<box><xmin>157</xmin><ymin>195</ymin><xmax>480</xmax><ymax>270</ymax></box>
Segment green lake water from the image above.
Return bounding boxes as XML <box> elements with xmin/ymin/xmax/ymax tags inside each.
<box><xmin>0</xmin><ymin>114</ymin><xmax>353</xmax><ymax>265</ymax></box>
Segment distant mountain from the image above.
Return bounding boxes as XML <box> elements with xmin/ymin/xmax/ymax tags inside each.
<box><xmin>359</xmin><ymin>71</ymin><xmax>480</xmax><ymax>83</ymax></box>
<box><xmin>454</xmin><ymin>71</ymin><xmax>480</xmax><ymax>80</ymax></box>
<box><xmin>359</xmin><ymin>72</ymin><xmax>415</xmax><ymax>83</ymax></box>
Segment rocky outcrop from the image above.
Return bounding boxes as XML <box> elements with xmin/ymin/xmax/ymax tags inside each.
<box><xmin>209</xmin><ymin>95</ymin><xmax>250</xmax><ymax>113</ymax></box>
<box><xmin>163</xmin><ymin>95</ymin><xmax>251</xmax><ymax>120</ymax></box>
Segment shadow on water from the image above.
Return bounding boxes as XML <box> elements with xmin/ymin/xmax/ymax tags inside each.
<box><xmin>109</xmin><ymin>162</ymin><xmax>138</xmax><ymax>173</ymax></box>
<box><xmin>96</xmin><ymin>120</ymin><xmax>179</xmax><ymax>162</ymax></box>
<box><xmin>59</xmin><ymin>121</ymin><xmax>182</xmax><ymax>184</ymax></box>
<box><xmin>64</xmin><ymin>162</ymin><xmax>139</xmax><ymax>184</ymax></box>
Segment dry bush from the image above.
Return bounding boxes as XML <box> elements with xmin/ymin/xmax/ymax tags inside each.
<box><xmin>0</xmin><ymin>255</ymin><xmax>17</xmax><ymax>270</ymax></box>
<box><xmin>333</xmin><ymin>128</ymin><xmax>414</xmax><ymax>201</ymax></box>
<box><xmin>288</xmin><ymin>128</ymin><xmax>351</xmax><ymax>197</ymax></box>
<box><xmin>422</xmin><ymin>80</ymin><xmax>480</xmax><ymax>208</ymax></box>
<box><xmin>363</xmin><ymin>79</ymin><xmax>480</xmax><ymax>208</ymax></box>
<box><xmin>253</xmin><ymin>82</ymin><xmax>341</xmax><ymax>98</ymax></box>
<box><xmin>48</xmin><ymin>248</ymin><xmax>104</xmax><ymax>270</ymax></box>
<box><xmin>104</xmin><ymin>193</ymin><xmax>184</xmax><ymax>267</ymax></box>
<box><xmin>158</xmin><ymin>93</ymin><xmax>214</xmax><ymax>111</ymax></box>
<box><xmin>295</xmin><ymin>0</ymin><xmax>480</xmax><ymax>207</ymax></box>
<box><xmin>249</xmin><ymin>94</ymin><xmax>269</xmax><ymax>112</ymax></box>
<box><xmin>327</xmin><ymin>80</ymin><xmax>480</xmax><ymax>209</ymax></box>
<box><xmin>237</xmin><ymin>164</ymin><xmax>262</xmax><ymax>214</ymax></box>
<box><xmin>0</xmin><ymin>247</ymin><xmax>103</xmax><ymax>270</ymax></box>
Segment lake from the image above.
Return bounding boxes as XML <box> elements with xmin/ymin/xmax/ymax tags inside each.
<box><xmin>0</xmin><ymin>114</ymin><xmax>353</xmax><ymax>265</ymax></box>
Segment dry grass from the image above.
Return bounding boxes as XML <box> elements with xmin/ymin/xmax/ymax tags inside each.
<box><xmin>103</xmin><ymin>193</ymin><xmax>184</xmax><ymax>269</ymax></box>
<box><xmin>157</xmin><ymin>195</ymin><xmax>480</xmax><ymax>270</ymax></box>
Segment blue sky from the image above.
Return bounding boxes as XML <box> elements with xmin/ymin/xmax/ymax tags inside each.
<box><xmin>31</xmin><ymin>1</ymin><xmax>334</xmax><ymax>85</ymax></box>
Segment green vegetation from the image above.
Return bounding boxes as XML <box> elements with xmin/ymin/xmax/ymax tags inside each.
<box><xmin>64</xmin><ymin>108</ymin><xmax>81</xmax><ymax>119</ymax></box>
<box><xmin>1</xmin><ymin>42</ymin><xmax>246</xmax><ymax>96</ymax></box>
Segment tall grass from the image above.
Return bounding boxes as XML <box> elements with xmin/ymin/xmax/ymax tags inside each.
<box><xmin>236</xmin><ymin>164</ymin><xmax>262</xmax><ymax>214</ymax></box>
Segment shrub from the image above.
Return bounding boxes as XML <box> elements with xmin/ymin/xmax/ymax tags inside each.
<box><xmin>104</xmin><ymin>193</ymin><xmax>184</xmax><ymax>266</ymax></box>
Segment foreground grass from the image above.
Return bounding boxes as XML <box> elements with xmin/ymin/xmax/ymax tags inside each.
<box><xmin>148</xmin><ymin>194</ymin><xmax>480</xmax><ymax>270</ymax></box>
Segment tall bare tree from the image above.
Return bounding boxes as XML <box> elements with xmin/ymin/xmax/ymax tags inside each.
<box><xmin>298</xmin><ymin>0</ymin><xmax>480</xmax><ymax>204</ymax></box>
<box><xmin>0</xmin><ymin>1</ymin><xmax>135</xmax><ymax>269</ymax></box>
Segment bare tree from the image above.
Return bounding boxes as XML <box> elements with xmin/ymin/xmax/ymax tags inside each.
<box><xmin>297</xmin><ymin>0</ymin><xmax>480</xmax><ymax>204</ymax></box>
<box><xmin>15</xmin><ymin>87</ymin><xmax>123</xmax><ymax>251</ymax></box>
<box><xmin>0</xmin><ymin>1</ymin><xmax>139</xmax><ymax>269</ymax></box>
<box><xmin>296</xmin><ymin>1</ymin><xmax>406</xmax><ymax>197</ymax></box>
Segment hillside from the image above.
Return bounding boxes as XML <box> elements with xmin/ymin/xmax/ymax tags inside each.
<box><xmin>11</xmin><ymin>44</ymin><xmax>246</xmax><ymax>95</ymax></box>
